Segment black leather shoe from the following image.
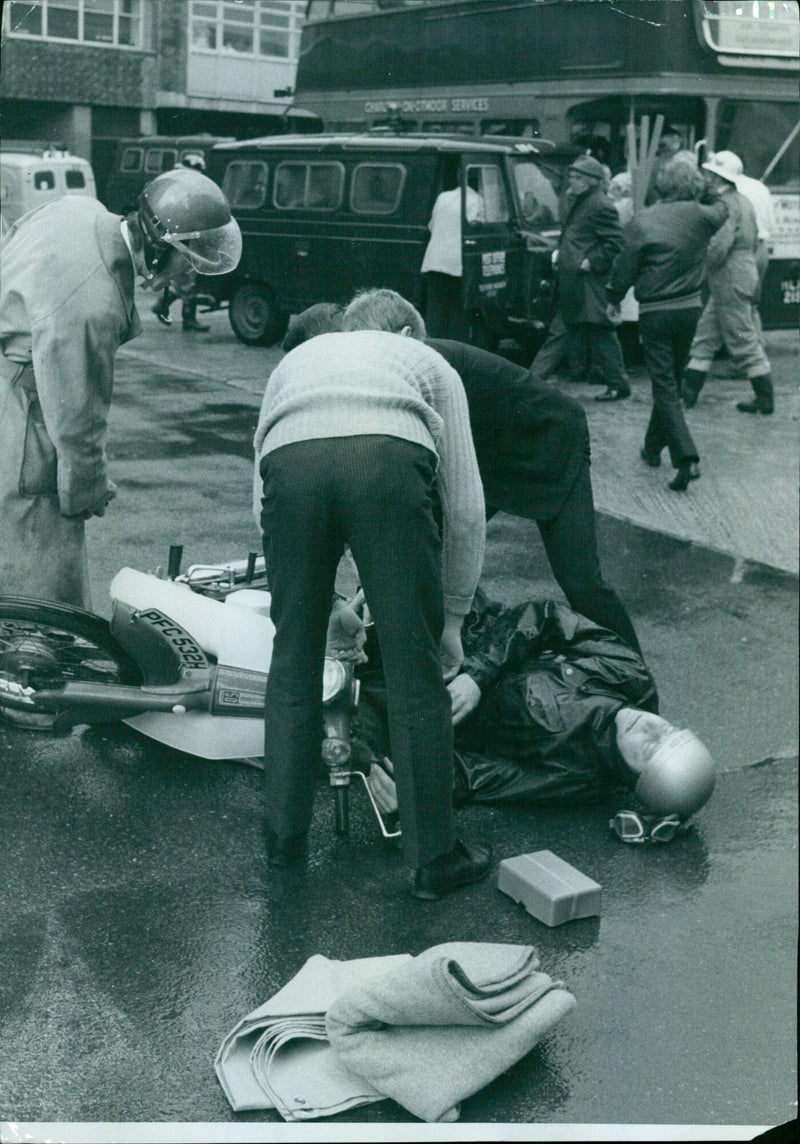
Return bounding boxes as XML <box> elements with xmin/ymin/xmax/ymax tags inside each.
<box><xmin>183</xmin><ymin>317</ymin><xmax>211</xmax><ymax>332</ymax></box>
<box><xmin>736</xmin><ymin>398</ymin><xmax>774</xmax><ymax>415</ymax></box>
<box><xmin>640</xmin><ymin>448</ymin><xmax>661</xmax><ymax>467</ymax></box>
<box><xmin>410</xmin><ymin>839</ymin><xmax>492</xmax><ymax>900</ymax></box>
<box><xmin>668</xmin><ymin>462</ymin><xmax>700</xmax><ymax>492</ymax></box>
<box><xmin>265</xmin><ymin>827</ymin><xmax>308</xmax><ymax>868</ymax></box>
<box><xmin>595</xmin><ymin>387</ymin><xmax>630</xmax><ymax>402</ymax></box>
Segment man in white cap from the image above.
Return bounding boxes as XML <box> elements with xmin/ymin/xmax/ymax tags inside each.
<box><xmin>723</xmin><ymin>150</ymin><xmax>777</xmax><ymax>298</ymax></box>
<box><xmin>682</xmin><ymin>150</ymin><xmax>774</xmax><ymax>415</ymax></box>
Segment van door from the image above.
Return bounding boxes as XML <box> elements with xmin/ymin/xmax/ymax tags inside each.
<box><xmin>460</xmin><ymin>154</ymin><xmax>524</xmax><ymax>341</ymax></box>
<box><xmin>271</xmin><ymin>156</ymin><xmax>348</xmax><ymax>307</ymax></box>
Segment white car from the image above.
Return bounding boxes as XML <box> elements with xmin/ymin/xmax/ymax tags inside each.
<box><xmin>0</xmin><ymin>147</ymin><xmax>97</xmax><ymax>233</ymax></box>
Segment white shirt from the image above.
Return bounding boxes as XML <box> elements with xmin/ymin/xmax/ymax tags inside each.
<box><xmin>735</xmin><ymin>174</ymin><xmax>776</xmax><ymax>244</ymax></box>
<box><xmin>420</xmin><ymin>187</ymin><xmax>484</xmax><ymax>277</ymax></box>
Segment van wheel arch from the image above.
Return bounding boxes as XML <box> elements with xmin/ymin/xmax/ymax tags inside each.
<box><xmin>228</xmin><ymin>281</ymin><xmax>288</xmax><ymax>347</ymax></box>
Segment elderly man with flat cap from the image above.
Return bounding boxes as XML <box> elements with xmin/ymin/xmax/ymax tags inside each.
<box><xmin>541</xmin><ymin>154</ymin><xmax>631</xmax><ymax>402</ymax></box>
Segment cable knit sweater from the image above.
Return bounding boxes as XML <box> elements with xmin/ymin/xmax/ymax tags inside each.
<box><xmin>253</xmin><ymin>330</ymin><xmax>485</xmax><ymax>615</ymax></box>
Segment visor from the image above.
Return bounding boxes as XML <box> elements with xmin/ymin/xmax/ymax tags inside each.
<box><xmin>165</xmin><ymin>216</ymin><xmax>242</xmax><ymax>275</ymax></box>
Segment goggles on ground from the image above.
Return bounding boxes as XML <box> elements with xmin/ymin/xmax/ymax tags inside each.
<box><xmin>609</xmin><ymin>809</ymin><xmax>683</xmax><ymax>844</ymax></box>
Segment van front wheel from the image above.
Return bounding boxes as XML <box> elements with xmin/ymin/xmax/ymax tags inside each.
<box><xmin>229</xmin><ymin>283</ymin><xmax>288</xmax><ymax>346</ymax></box>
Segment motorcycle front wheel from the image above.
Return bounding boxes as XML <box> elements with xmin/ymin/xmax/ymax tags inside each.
<box><xmin>0</xmin><ymin>597</ymin><xmax>142</xmax><ymax>730</ymax></box>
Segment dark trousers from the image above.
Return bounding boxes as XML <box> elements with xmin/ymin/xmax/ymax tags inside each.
<box><xmin>529</xmin><ymin>313</ymin><xmax>570</xmax><ymax>380</ymax></box>
<box><xmin>260</xmin><ymin>435</ymin><xmax>455</xmax><ymax>868</ymax></box>
<box><xmin>640</xmin><ymin>308</ymin><xmax>700</xmax><ymax>468</ymax></box>
<box><xmin>423</xmin><ymin>271</ymin><xmax>469</xmax><ymax>342</ymax></box>
<box><xmin>488</xmin><ymin>456</ymin><xmax>642</xmax><ymax>655</ymax></box>
<box><xmin>566</xmin><ymin>322</ymin><xmax>629</xmax><ymax>391</ymax></box>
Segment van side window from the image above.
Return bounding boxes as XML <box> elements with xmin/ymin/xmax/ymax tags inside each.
<box><xmin>34</xmin><ymin>171</ymin><xmax>56</xmax><ymax>191</ymax></box>
<box><xmin>274</xmin><ymin>162</ymin><xmax>344</xmax><ymax>210</ymax></box>
<box><xmin>145</xmin><ymin>149</ymin><xmax>178</xmax><ymax>175</ymax></box>
<box><xmin>121</xmin><ymin>147</ymin><xmax>143</xmax><ymax>173</ymax></box>
<box><xmin>351</xmin><ymin>163</ymin><xmax>406</xmax><ymax>214</ymax></box>
<box><xmin>65</xmin><ymin>169</ymin><xmax>86</xmax><ymax>189</ymax></box>
<box><xmin>222</xmin><ymin>161</ymin><xmax>269</xmax><ymax>210</ymax></box>
<box><xmin>465</xmin><ymin>164</ymin><xmax>510</xmax><ymax>224</ymax></box>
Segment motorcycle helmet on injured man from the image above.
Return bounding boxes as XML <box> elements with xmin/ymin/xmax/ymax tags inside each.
<box><xmin>635</xmin><ymin>729</ymin><xmax>716</xmax><ymax>820</ymax></box>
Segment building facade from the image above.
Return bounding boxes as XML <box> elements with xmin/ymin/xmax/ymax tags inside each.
<box><xmin>0</xmin><ymin>0</ymin><xmax>307</xmax><ymax>196</ymax></box>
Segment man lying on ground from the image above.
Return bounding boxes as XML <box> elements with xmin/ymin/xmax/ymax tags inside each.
<box><xmin>347</xmin><ymin>589</ymin><xmax>715</xmax><ymax>842</ymax></box>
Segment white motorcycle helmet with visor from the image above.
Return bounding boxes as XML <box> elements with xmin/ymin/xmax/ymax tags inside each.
<box><xmin>137</xmin><ymin>166</ymin><xmax>242</xmax><ymax>277</ymax></box>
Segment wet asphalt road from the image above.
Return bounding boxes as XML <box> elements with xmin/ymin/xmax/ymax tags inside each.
<box><xmin>1</xmin><ymin>310</ymin><xmax>797</xmax><ymax>1139</ymax></box>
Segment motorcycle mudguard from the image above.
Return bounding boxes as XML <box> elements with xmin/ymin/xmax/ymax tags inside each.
<box><xmin>109</xmin><ymin>568</ymin><xmax>274</xmax><ymax>671</ymax></box>
<box><xmin>123</xmin><ymin>711</ymin><xmax>264</xmax><ymax>762</ymax></box>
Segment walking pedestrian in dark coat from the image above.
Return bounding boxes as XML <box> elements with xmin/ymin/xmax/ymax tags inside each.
<box><xmin>607</xmin><ymin>157</ymin><xmax>728</xmax><ymax>491</ymax></box>
<box><xmin>555</xmin><ymin>155</ymin><xmax>630</xmax><ymax>402</ymax></box>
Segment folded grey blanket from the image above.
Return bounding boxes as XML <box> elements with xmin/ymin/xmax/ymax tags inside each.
<box><xmin>325</xmin><ymin>942</ymin><xmax>576</xmax><ymax>1122</ymax></box>
<box><xmin>215</xmin><ymin>943</ymin><xmax>575</xmax><ymax>1122</ymax></box>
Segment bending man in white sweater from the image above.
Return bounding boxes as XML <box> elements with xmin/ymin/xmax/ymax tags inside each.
<box><xmin>253</xmin><ymin>288</ymin><xmax>489</xmax><ymax>899</ymax></box>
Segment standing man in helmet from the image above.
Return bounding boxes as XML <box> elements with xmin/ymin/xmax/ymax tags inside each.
<box><xmin>151</xmin><ymin>153</ymin><xmax>214</xmax><ymax>332</ymax></box>
<box><xmin>0</xmin><ymin>166</ymin><xmax>241</xmax><ymax>607</ymax></box>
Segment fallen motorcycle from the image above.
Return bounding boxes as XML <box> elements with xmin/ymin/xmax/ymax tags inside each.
<box><xmin>0</xmin><ymin>546</ymin><xmax>397</xmax><ymax>838</ymax></box>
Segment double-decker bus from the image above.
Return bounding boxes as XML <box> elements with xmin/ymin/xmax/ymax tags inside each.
<box><xmin>294</xmin><ymin>0</ymin><xmax>800</xmax><ymax>327</ymax></box>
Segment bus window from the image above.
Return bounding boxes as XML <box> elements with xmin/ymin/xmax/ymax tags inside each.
<box><xmin>222</xmin><ymin>161</ymin><xmax>269</xmax><ymax>209</ymax></box>
<box><xmin>511</xmin><ymin>159</ymin><xmax>560</xmax><ymax>228</ymax></box>
<box><xmin>465</xmin><ymin>164</ymin><xmax>509</xmax><ymax>224</ymax></box>
<box><xmin>717</xmin><ymin>101</ymin><xmax>800</xmax><ymax>187</ymax></box>
<box><xmin>120</xmin><ymin>147</ymin><xmax>143</xmax><ymax>173</ymax></box>
<box><xmin>351</xmin><ymin>163</ymin><xmax>406</xmax><ymax>213</ymax></box>
<box><xmin>372</xmin><ymin>118</ymin><xmax>417</xmax><ymax>133</ymax></box>
<box><xmin>481</xmin><ymin>119</ymin><xmax>541</xmax><ymax>138</ymax></box>
<box><xmin>328</xmin><ymin>120</ymin><xmax>369</xmax><ymax>133</ymax></box>
<box><xmin>65</xmin><ymin>169</ymin><xmax>86</xmax><ymax>189</ymax></box>
<box><xmin>421</xmin><ymin>122</ymin><xmax>475</xmax><ymax>136</ymax></box>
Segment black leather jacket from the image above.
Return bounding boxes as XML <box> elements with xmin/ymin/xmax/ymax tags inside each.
<box><xmin>354</xmin><ymin>590</ymin><xmax>658</xmax><ymax>807</ymax></box>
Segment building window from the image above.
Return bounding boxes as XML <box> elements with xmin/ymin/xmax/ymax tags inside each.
<box><xmin>351</xmin><ymin>163</ymin><xmax>406</xmax><ymax>214</ymax></box>
<box><xmin>5</xmin><ymin>0</ymin><xmax>142</xmax><ymax>48</ymax></box>
<box><xmin>189</xmin><ymin>0</ymin><xmax>304</xmax><ymax>61</ymax></box>
<box><xmin>222</xmin><ymin>161</ymin><xmax>269</xmax><ymax>209</ymax></box>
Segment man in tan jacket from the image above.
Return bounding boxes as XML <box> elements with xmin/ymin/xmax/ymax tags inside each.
<box><xmin>0</xmin><ymin>167</ymin><xmax>240</xmax><ymax>607</ymax></box>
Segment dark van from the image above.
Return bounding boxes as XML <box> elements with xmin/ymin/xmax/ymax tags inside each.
<box><xmin>201</xmin><ymin>133</ymin><xmax>569</xmax><ymax>350</ymax></box>
<box><xmin>103</xmin><ymin>134</ymin><xmax>234</xmax><ymax>214</ymax></box>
